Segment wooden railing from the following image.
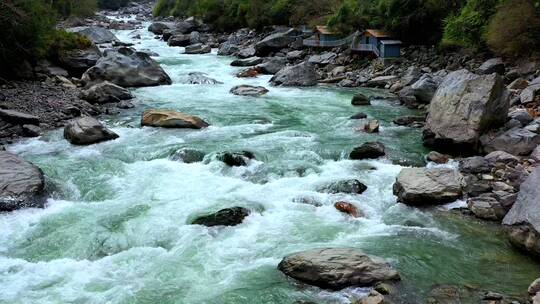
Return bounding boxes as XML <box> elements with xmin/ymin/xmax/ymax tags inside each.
<box><xmin>351</xmin><ymin>42</ymin><xmax>380</xmax><ymax>57</ymax></box>
<box><xmin>303</xmin><ymin>31</ymin><xmax>382</xmax><ymax>57</ymax></box>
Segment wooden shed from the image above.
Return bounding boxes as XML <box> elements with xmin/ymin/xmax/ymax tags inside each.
<box><xmin>352</xmin><ymin>29</ymin><xmax>402</xmax><ymax>58</ymax></box>
<box><xmin>314</xmin><ymin>26</ymin><xmax>340</xmax><ymax>43</ymax></box>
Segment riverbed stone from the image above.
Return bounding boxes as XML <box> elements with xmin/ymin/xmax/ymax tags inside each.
<box><xmin>256</xmin><ymin>57</ymin><xmax>286</xmax><ymax>75</ymax></box>
<box><xmin>503</xmin><ymin>166</ymin><xmax>540</xmax><ymax>256</ymax></box>
<box><xmin>64</xmin><ymin>116</ymin><xmax>119</xmax><ymax>145</ymax></box>
<box><xmin>350</xmin><ymin>112</ymin><xmax>368</xmax><ymax>120</ymax></box>
<box><xmin>0</xmin><ymin>151</ymin><xmax>45</xmax><ymax>211</ymax></box>
<box><xmin>426</xmin><ymin>151</ymin><xmax>450</xmax><ymax>164</ymax></box>
<box><xmin>393</xmin><ymin>168</ymin><xmax>464</xmax><ymax>206</ymax></box>
<box><xmin>0</xmin><ymin>109</ymin><xmax>39</xmax><ymax>125</ymax></box>
<box><xmin>364</xmin><ymin>120</ymin><xmax>380</xmax><ymax>133</ymax></box>
<box><xmin>79</xmin><ymin>81</ymin><xmax>133</xmax><ymax>104</ymax></box>
<box><xmin>230</xmin><ymin>85</ymin><xmax>269</xmax><ymax>97</ymax></box>
<box><xmin>185</xmin><ymin>72</ymin><xmax>222</xmax><ymax>85</ymax></box>
<box><xmin>191</xmin><ymin>207</ymin><xmax>250</xmax><ymax>227</ymax></box>
<box><xmin>82</xmin><ymin>47</ymin><xmax>172</xmax><ymax>88</ymax></box>
<box><xmin>351</xmin><ymin>92</ymin><xmax>371</xmax><ymax>106</ymax></box>
<box><xmin>411</xmin><ymin>74</ymin><xmax>439</xmax><ymax>103</ymax></box>
<box><xmin>168</xmin><ymin>34</ymin><xmax>191</xmax><ymax>47</ymax></box>
<box><xmin>350</xmin><ymin>142</ymin><xmax>386</xmax><ymax>160</ymax></box>
<box><xmin>255</xmin><ymin>28</ymin><xmax>302</xmax><ymax>56</ymax></box>
<box><xmin>148</xmin><ymin>22</ymin><xmax>174</xmax><ymax>35</ymax></box>
<box><xmin>230</xmin><ymin>57</ymin><xmax>263</xmax><ymax>67</ymax></box>
<box><xmin>477</xmin><ymin>58</ymin><xmax>505</xmax><ymax>75</ymax></box>
<box><xmin>141</xmin><ymin>109</ymin><xmax>209</xmax><ymax>129</ymax></box>
<box><xmin>277</xmin><ymin>248</ymin><xmax>400</xmax><ymax>290</ymax></box>
<box><xmin>459</xmin><ymin>156</ymin><xmax>490</xmax><ymax>174</ymax></box>
<box><xmin>468</xmin><ymin>196</ymin><xmax>507</xmax><ymax>221</ymax></box>
<box><xmin>216</xmin><ymin>151</ymin><xmax>255</xmax><ymax>167</ymax></box>
<box><xmin>184</xmin><ymin>43</ymin><xmax>211</xmax><ymax>54</ymax></box>
<box><xmin>334</xmin><ymin>201</ymin><xmax>362</xmax><ymax>218</ymax></box>
<box><xmin>319</xmin><ymin>179</ymin><xmax>368</xmax><ymax>195</ymax></box>
<box><xmin>481</xmin><ymin>128</ymin><xmax>540</xmax><ymax>156</ymax></box>
<box><xmin>270</xmin><ymin>62</ymin><xmax>317</xmax><ymax>87</ymax></box>
<box><xmin>171</xmin><ymin>148</ymin><xmax>205</xmax><ymax>163</ymax></box>
<box><xmin>424</xmin><ymin>69</ymin><xmax>509</xmax><ymax>153</ymax></box>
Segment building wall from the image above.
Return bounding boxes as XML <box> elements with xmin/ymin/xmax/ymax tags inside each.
<box><xmin>320</xmin><ymin>34</ymin><xmax>339</xmax><ymax>42</ymax></box>
<box><xmin>381</xmin><ymin>45</ymin><xmax>400</xmax><ymax>58</ymax></box>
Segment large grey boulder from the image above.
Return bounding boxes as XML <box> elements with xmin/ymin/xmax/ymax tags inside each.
<box><xmin>410</xmin><ymin>74</ymin><xmax>439</xmax><ymax>103</ymax></box>
<box><xmin>148</xmin><ymin>22</ymin><xmax>174</xmax><ymax>35</ymax></box>
<box><xmin>393</xmin><ymin>168</ymin><xmax>464</xmax><ymax>206</ymax></box>
<box><xmin>520</xmin><ymin>84</ymin><xmax>540</xmax><ymax>105</ymax></box>
<box><xmin>481</xmin><ymin>128</ymin><xmax>540</xmax><ymax>156</ymax></box>
<box><xmin>79</xmin><ymin>81</ymin><xmax>133</xmax><ymax>104</ymax></box>
<box><xmin>218</xmin><ymin>41</ymin><xmax>240</xmax><ymax>56</ymax></box>
<box><xmin>64</xmin><ymin>117</ymin><xmax>119</xmax><ymax>145</ymax></box>
<box><xmin>503</xmin><ymin>167</ymin><xmax>540</xmax><ymax>256</ymax></box>
<box><xmin>278</xmin><ymin>248</ymin><xmax>400</xmax><ymax>290</ymax></box>
<box><xmin>255</xmin><ymin>28</ymin><xmax>302</xmax><ymax>56</ymax></box>
<box><xmin>230</xmin><ymin>57</ymin><xmax>263</xmax><ymax>67</ymax></box>
<box><xmin>191</xmin><ymin>207</ymin><xmax>250</xmax><ymax>227</ymax></box>
<box><xmin>168</xmin><ymin>34</ymin><xmax>191</xmax><ymax>47</ymax></box>
<box><xmin>308</xmin><ymin>52</ymin><xmax>337</xmax><ymax>65</ymax></box>
<box><xmin>256</xmin><ymin>57</ymin><xmax>287</xmax><ymax>75</ymax></box>
<box><xmin>468</xmin><ymin>196</ymin><xmax>507</xmax><ymax>221</ymax></box>
<box><xmin>58</xmin><ymin>46</ymin><xmax>101</xmax><ymax>77</ymax></box>
<box><xmin>424</xmin><ymin>69</ymin><xmax>509</xmax><ymax>153</ymax></box>
<box><xmin>0</xmin><ymin>151</ymin><xmax>45</xmax><ymax>211</ymax></box>
<box><xmin>68</xmin><ymin>26</ymin><xmax>118</xmax><ymax>44</ymax></box>
<box><xmin>82</xmin><ymin>47</ymin><xmax>172</xmax><ymax>88</ymax></box>
<box><xmin>477</xmin><ymin>58</ymin><xmax>505</xmax><ymax>75</ymax></box>
<box><xmin>184</xmin><ymin>43</ymin><xmax>211</xmax><ymax>54</ymax></box>
<box><xmin>270</xmin><ymin>62</ymin><xmax>317</xmax><ymax>87</ymax></box>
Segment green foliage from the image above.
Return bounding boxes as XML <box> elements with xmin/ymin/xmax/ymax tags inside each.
<box><xmin>98</xmin><ymin>0</ymin><xmax>130</xmax><ymax>10</ymax></box>
<box><xmin>486</xmin><ymin>0</ymin><xmax>540</xmax><ymax>56</ymax></box>
<box><xmin>442</xmin><ymin>0</ymin><xmax>500</xmax><ymax>48</ymax></box>
<box><xmin>51</xmin><ymin>0</ymin><xmax>97</xmax><ymax>17</ymax></box>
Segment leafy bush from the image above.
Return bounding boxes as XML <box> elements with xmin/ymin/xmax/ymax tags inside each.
<box><xmin>486</xmin><ymin>0</ymin><xmax>540</xmax><ymax>56</ymax></box>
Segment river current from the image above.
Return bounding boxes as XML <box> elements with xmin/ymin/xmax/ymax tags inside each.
<box><xmin>0</xmin><ymin>20</ymin><xmax>539</xmax><ymax>304</ymax></box>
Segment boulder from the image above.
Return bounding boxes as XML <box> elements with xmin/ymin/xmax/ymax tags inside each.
<box><xmin>367</xmin><ymin>76</ymin><xmax>398</xmax><ymax>88</ymax></box>
<box><xmin>393</xmin><ymin>115</ymin><xmax>424</xmax><ymax>128</ymax></box>
<box><xmin>364</xmin><ymin>120</ymin><xmax>380</xmax><ymax>133</ymax></box>
<box><xmin>141</xmin><ymin>109</ymin><xmax>209</xmax><ymax>129</ymax></box>
<box><xmin>424</xmin><ymin>69</ymin><xmax>509</xmax><ymax>153</ymax></box>
<box><xmin>230</xmin><ymin>57</ymin><xmax>263</xmax><ymax>67</ymax></box>
<box><xmin>237</xmin><ymin>45</ymin><xmax>256</xmax><ymax>59</ymax></box>
<box><xmin>410</xmin><ymin>74</ymin><xmax>439</xmax><ymax>103</ymax></box>
<box><xmin>350</xmin><ymin>112</ymin><xmax>368</xmax><ymax>120</ymax></box>
<box><xmin>230</xmin><ymin>85</ymin><xmax>268</xmax><ymax>97</ymax></box>
<box><xmin>218</xmin><ymin>41</ymin><xmax>240</xmax><ymax>56</ymax></box>
<box><xmin>256</xmin><ymin>57</ymin><xmax>286</xmax><ymax>75</ymax></box>
<box><xmin>319</xmin><ymin>179</ymin><xmax>368</xmax><ymax>195</ymax></box>
<box><xmin>58</xmin><ymin>46</ymin><xmax>101</xmax><ymax>77</ymax></box>
<box><xmin>529</xmin><ymin>278</ymin><xmax>540</xmax><ymax>295</ymax></box>
<box><xmin>79</xmin><ymin>81</ymin><xmax>133</xmax><ymax>104</ymax></box>
<box><xmin>184</xmin><ymin>43</ymin><xmax>211</xmax><ymax>54</ymax></box>
<box><xmin>508</xmin><ymin>78</ymin><xmax>529</xmax><ymax>90</ymax></box>
<box><xmin>171</xmin><ymin>148</ymin><xmax>205</xmax><ymax>163</ymax></box>
<box><xmin>82</xmin><ymin>47</ymin><xmax>172</xmax><ymax>88</ymax></box>
<box><xmin>189</xmin><ymin>31</ymin><xmax>203</xmax><ymax>45</ymax></box>
<box><xmin>350</xmin><ymin>142</ymin><xmax>386</xmax><ymax>160</ymax></box>
<box><xmin>0</xmin><ymin>151</ymin><xmax>45</xmax><ymax>211</ymax></box>
<box><xmin>255</xmin><ymin>28</ymin><xmax>302</xmax><ymax>56</ymax></box>
<box><xmin>393</xmin><ymin>168</ymin><xmax>464</xmax><ymax>206</ymax></box>
<box><xmin>401</xmin><ymin>66</ymin><xmax>422</xmax><ymax>86</ymax></box>
<box><xmin>509</xmin><ymin>109</ymin><xmax>534</xmax><ymax>126</ymax></box>
<box><xmin>191</xmin><ymin>207</ymin><xmax>250</xmax><ymax>227</ymax></box>
<box><xmin>236</xmin><ymin>68</ymin><xmax>259</xmax><ymax>78</ymax></box>
<box><xmin>270</xmin><ymin>62</ymin><xmax>317</xmax><ymax>87</ymax></box>
<box><xmin>148</xmin><ymin>22</ymin><xmax>173</xmax><ymax>35</ymax></box>
<box><xmin>0</xmin><ymin>109</ymin><xmax>39</xmax><ymax>125</ymax></box>
<box><xmin>351</xmin><ymin>93</ymin><xmax>371</xmax><ymax>106</ymax></box>
<box><xmin>481</xmin><ymin>128</ymin><xmax>540</xmax><ymax>156</ymax></box>
<box><xmin>308</xmin><ymin>52</ymin><xmax>337</xmax><ymax>65</ymax></box>
<box><xmin>468</xmin><ymin>196</ymin><xmax>507</xmax><ymax>221</ymax></box>
<box><xmin>64</xmin><ymin>117</ymin><xmax>119</xmax><ymax>145</ymax></box>
<box><xmin>485</xmin><ymin>150</ymin><xmax>519</xmax><ymax>166</ymax></box>
<box><xmin>168</xmin><ymin>34</ymin><xmax>191</xmax><ymax>47</ymax></box>
<box><xmin>185</xmin><ymin>72</ymin><xmax>222</xmax><ymax>85</ymax></box>
<box><xmin>68</xmin><ymin>26</ymin><xmax>118</xmax><ymax>44</ymax></box>
<box><xmin>459</xmin><ymin>156</ymin><xmax>490</xmax><ymax>174</ymax></box>
<box><xmin>426</xmin><ymin>151</ymin><xmax>450</xmax><ymax>164</ymax></box>
<box><xmin>277</xmin><ymin>248</ymin><xmax>400</xmax><ymax>290</ymax></box>
<box><xmin>477</xmin><ymin>58</ymin><xmax>505</xmax><ymax>75</ymax></box>
<box><xmin>175</xmin><ymin>17</ymin><xmax>200</xmax><ymax>34</ymax></box>
<box><xmin>334</xmin><ymin>202</ymin><xmax>361</xmax><ymax>218</ymax></box>
<box><xmin>503</xmin><ymin>166</ymin><xmax>540</xmax><ymax>256</ymax></box>
<box><xmin>520</xmin><ymin>84</ymin><xmax>540</xmax><ymax>104</ymax></box>
<box><xmin>216</xmin><ymin>151</ymin><xmax>255</xmax><ymax>166</ymax></box>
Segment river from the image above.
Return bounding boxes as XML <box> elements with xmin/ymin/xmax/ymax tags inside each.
<box><xmin>0</xmin><ymin>21</ymin><xmax>539</xmax><ymax>304</ymax></box>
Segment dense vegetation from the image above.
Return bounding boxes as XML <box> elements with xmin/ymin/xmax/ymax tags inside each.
<box><xmin>0</xmin><ymin>0</ymin><xmax>132</xmax><ymax>78</ymax></box>
<box><xmin>154</xmin><ymin>0</ymin><xmax>540</xmax><ymax>56</ymax></box>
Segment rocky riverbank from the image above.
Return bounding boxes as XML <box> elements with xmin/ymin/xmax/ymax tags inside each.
<box><xmin>1</xmin><ymin>1</ymin><xmax>540</xmax><ymax>303</ymax></box>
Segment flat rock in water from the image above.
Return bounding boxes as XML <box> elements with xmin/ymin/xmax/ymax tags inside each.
<box><xmin>230</xmin><ymin>85</ymin><xmax>268</xmax><ymax>97</ymax></box>
<box><xmin>186</xmin><ymin>72</ymin><xmax>222</xmax><ymax>85</ymax></box>
<box><xmin>350</xmin><ymin>112</ymin><xmax>368</xmax><ymax>120</ymax></box>
<box><xmin>278</xmin><ymin>248</ymin><xmax>400</xmax><ymax>290</ymax></box>
<box><xmin>393</xmin><ymin>168</ymin><xmax>463</xmax><ymax>206</ymax></box>
<box><xmin>141</xmin><ymin>109</ymin><xmax>209</xmax><ymax>129</ymax></box>
<box><xmin>319</xmin><ymin>179</ymin><xmax>367</xmax><ymax>194</ymax></box>
<box><xmin>350</xmin><ymin>142</ymin><xmax>386</xmax><ymax>160</ymax></box>
<box><xmin>171</xmin><ymin>148</ymin><xmax>205</xmax><ymax>163</ymax></box>
<box><xmin>191</xmin><ymin>207</ymin><xmax>250</xmax><ymax>227</ymax></box>
<box><xmin>64</xmin><ymin>116</ymin><xmax>119</xmax><ymax>145</ymax></box>
<box><xmin>185</xmin><ymin>43</ymin><xmax>211</xmax><ymax>54</ymax></box>
<box><xmin>467</xmin><ymin>196</ymin><xmax>506</xmax><ymax>221</ymax></box>
<box><xmin>0</xmin><ymin>151</ymin><xmax>45</xmax><ymax>211</ymax></box>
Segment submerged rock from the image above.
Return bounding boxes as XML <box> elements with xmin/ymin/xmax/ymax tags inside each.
<box><xmin>503</xmin><ymin>166</ymin><xmax>540</xmax><ymax>256</ymax></box>
<box><xmin>230</xmin><ymin>85</ymin><xmax>269</xmax><ymax>97</ymax></box>
<box><xmin>191</xmin><ymin>207</ymin><xmax>250</xmax><ymax>227</ymax></box>
<box><xmin>423</xmin><ymin>69</ymin><xmax>509</xmax><ymax>154</ymax></box>
<box><xmin>278</xmin><ymin>248</ymin><xmax>400</xmax><ymax>290</ymax></box>
<box><xmin>319</xmin><ymin>179</ymin><xmax>368</xmax><ymax>194</ymax></box>
<box><xmin>351</xmin><ymin>93</ymin><xmax>371</xmax><ymax>106</ymax></box>
<box><xmin>216</xmin><ymin>151</ymin><xmax>255</xmax><ymax>167</ymax></box>
<box><xmin>350</xmin><ymin>142</ymin><xmax>386</xmax><ymax>160</ymax></box>
<box><xmin>79</xmin><ymin>81</ymin><xmax>133</xmax><ymax>104</ymax></box>
<box><xmin>364</xmin><ymin>119</ymin><xmax>380</xmax><ymax>133</ymax></box>
<box><xmin>82</xmin><ymin>47</ymin><xmax>172</xmax><ymax>88</ymax></box>
<box><xmin>170</xmin><ymin>148</ymin><xmax>205</xmax><ymax>163</ymax></box>
<box><xmin>184</xmin><ymin>43</ymin><xmax>211</xmax><ymax>54</ymax></box>
<box><xmin>334</xmin><ymin>201</ymin><xmax>361</xmax><ymax>218</ymax></box>
<box><xmin>64</xmin><ymin>116</ymin><xmax>119</xmax><ymax>145</ymax></box>
<box><xmin>270</xmin><ymin>62</ymin><xmax>317</xmax><ymax>87</ymax></box>
<box><xmin>186</xmin><ymin>72</ymin><xmax>222</xmax><ymax>85</ymax></box>
<box><xmin>393</xmin><ymin>168</ymin><xmax>463</xmax><ymax>206</ymax></box>
<box><xmin>142</xmin><ymin>109</ymin><xmax>209</xmax><ymax>129</ymax></box>
<box><xmin>350</xmin><ymin>112</ymin><xmax>368</xmax><ymax>120</ymax></box>
<box><xmin>0</xmin><ymin>151</ymin><xmax>45</xmax><ymax>211</ymax></box>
